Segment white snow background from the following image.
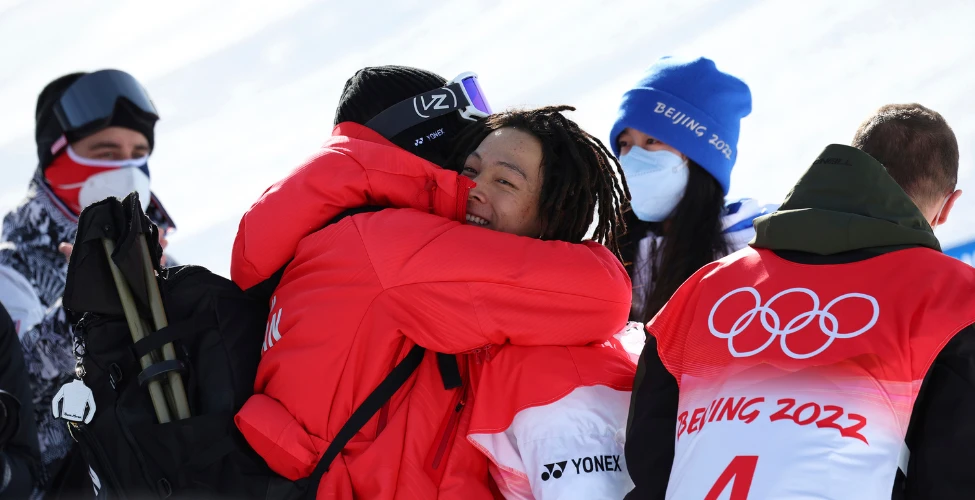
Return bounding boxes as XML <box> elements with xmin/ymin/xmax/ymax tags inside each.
<box><xmin>2</xmin><ymin>0</ymin><xmax>974</xmax><ymax>277</ymax></box>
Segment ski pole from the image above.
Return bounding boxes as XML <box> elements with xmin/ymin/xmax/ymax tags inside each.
<box><xmin>137</xmin><ymin>237</ymin><xmax>191</xmax><ymax>420</ymax></box>
<box><xmin>102</xmin><ymin>238</ymin><xmax>172</xmax><ymax>424</ymax></box>
<box><xmin>137</xmin><ymin>315</ymin><xmax>181</xmax><ymax>418</ymax></box>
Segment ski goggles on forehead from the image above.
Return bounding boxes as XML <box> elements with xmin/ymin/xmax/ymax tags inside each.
<box><xmin>53</xmin><ymin>69</ymin><xmax>159</xmax><ymax>133</ymax></box>
<box><xmin>366</xmin><ymin>72</ymin><xmax>492</xmax><ymax>139</ymax></box>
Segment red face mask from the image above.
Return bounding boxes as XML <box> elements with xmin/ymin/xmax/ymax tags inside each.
<box><xmin>44</xmin><ymin>146</ymin><xmax>150</xmax><ymax>215</ymax></box>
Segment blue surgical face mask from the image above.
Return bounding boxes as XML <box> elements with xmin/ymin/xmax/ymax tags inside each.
<box><xmin>619</xmin><ymin>148</ymin><xmax>689</xmax><ymax>222</ymax></box>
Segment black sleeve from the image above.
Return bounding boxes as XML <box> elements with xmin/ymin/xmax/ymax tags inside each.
<box><xmin>624</xmin><ymin>335</ymin><xmax>679</xmax><ymax>500</ymax></box>
<box><xmin>901</xmin><ymin>325</ymin><xmax>975</xmax><ymax>499</ymax></box>
<box><xmin>0</xmin><ymin>303</ymin><xmax>42</xmax><ymax>498</ymax></box>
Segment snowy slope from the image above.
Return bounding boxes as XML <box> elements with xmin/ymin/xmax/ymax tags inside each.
<box><xmin>2</xmin><ymin>0</ymin><xmax>974</xmax><ymax>276</ymax></box>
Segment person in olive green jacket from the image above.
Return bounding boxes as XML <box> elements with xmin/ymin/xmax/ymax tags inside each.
<box><xmin>625</xmin><ymin>103</ymin><xmax>972</xmax><ymax>500</ymax></box>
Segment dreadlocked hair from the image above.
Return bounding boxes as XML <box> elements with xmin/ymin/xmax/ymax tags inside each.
<box><xmin>447</xmin><ymin>105</ymin><xmax>630</xmax><ymax>256</ymax></box>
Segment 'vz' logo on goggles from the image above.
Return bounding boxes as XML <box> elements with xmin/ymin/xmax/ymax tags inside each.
<box><xmin>413</xmin><ymin>88</ymin><xmax>458</xmax><ymax>118</ymax></box>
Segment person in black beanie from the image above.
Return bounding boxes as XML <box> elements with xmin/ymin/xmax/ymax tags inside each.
<box><xmin>332</xmin><ymin>65</ymin><xmax>477</xmax><ymax>167</ymax></box>
<box><xmin>232</xmin><ymin>64</ymin><xmax>636</xmax><ymax>499</ymax></box>
<box><xmin>229</xmin><ymin>64</ymin><xmax>508</xmax><ymax>496</ymax></box>
<box><xmin>0</xmin><ymin>69</ymin><xmax>177</xmax><ymax>496</ymax></box>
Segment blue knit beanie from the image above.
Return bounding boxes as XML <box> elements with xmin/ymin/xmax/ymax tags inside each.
<box><xmin>609</xmin><ymin>56</ymin><xmax>752</xmax><ymax>194</ymax></box>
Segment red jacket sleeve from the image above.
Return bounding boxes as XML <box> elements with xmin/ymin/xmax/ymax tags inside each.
<box><xmin>231</xmin><ymin>146</ymin><xmax>469</xmax><ymax>289</ymax></box>
<box><xmin>356</xmin><ymin>209</ymin><xmax>632</xmax><ymax>353</ymax></box>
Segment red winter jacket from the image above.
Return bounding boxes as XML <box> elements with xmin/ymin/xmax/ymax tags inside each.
<box><xmin>231</xmin><ymin>123</ymin><xmax>631</xmax><ymax>499</ymax></box>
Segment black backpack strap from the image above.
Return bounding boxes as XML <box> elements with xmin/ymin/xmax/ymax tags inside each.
<box><xmin>241</xmin><ymin>204</ymin><xmax>410</xmax><ymax>497</ymax></box>
<box><xmin>131</xmin><ymin>315</ymin><xmax>217</xmax><ymax>359</ymax></box>
<box><xmin>436</xmin><ymin>353</ymin><xmax>462</xmax><ymax>390</ymax></box>
<box><xmin>302</xmin><ymin>344</ymin><xmax>425</xmax><ymax>496</ymax></box>
<box><xmin>136</xmin><ymin>360</ymin><xmax>186</xmax><ymax>387</ymax></box>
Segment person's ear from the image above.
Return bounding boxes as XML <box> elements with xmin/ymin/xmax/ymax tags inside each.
<box><xmin>934</xmin><ymin>189</ymin><xmax>963</xmax><ymax>227</ymax></box>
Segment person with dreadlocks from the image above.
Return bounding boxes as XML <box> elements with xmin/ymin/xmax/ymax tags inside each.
<box><xmin>449</xmin><ymin>106</ymin><xmax>644</xmax><ymax>499</ymax></box>
<box><xmin>230</xmin><ymin>68</ymin><xmax>631</xmax><ymax>499</ymax></box>
<box><xmin>449</xmin><ymin>106</ymin><xmax>627</xmax><ymax>246</ymax></box>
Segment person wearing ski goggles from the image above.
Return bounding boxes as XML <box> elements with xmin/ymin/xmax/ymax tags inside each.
<box><xmin>231</xmin><ymin>65</ymin><xmax>627</xmax><ymax>500</ymax></box>
<box><xmin>43</xmin><ymin>70</ymin><xmax>176</xmax><ymax>233</ymax></box>
<box><xmin>355</xmin><ymin>69</ymin><xmax>493</xmax><ymax>166</ymax></box>
<box><xmin>0</xmin><ymin>69</ymin><xmax>175</xmax><ymax>496</ymax></box>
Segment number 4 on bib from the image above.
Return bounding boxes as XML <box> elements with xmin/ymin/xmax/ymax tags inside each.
<box><xmin>705</xmin><ymin>456</ymin><xmax>758</xmax><ymax>500</ymax></box>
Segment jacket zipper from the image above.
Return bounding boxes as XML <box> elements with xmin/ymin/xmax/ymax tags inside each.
<box><xmin>467</xmin><ymin>345</ymin><xmax>492</xmax><ymax>364</ymax></box>
<box><xmin>376</xmin><ymin>337</ymin><xmax>408</xmax><ymax>435</ymax></box>
<box><xmin>431</xmin><ymin>383</ymin><xmax>467</xmax><ymax>471</ymax></box>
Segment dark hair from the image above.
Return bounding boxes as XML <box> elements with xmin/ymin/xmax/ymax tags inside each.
<box><xmin>852</xmin><ymin>103</ymin><xmax>958</xmax><ymax>206</ymax></box>
<box><xmin>333</xmin><ymin>65</ymin><xmax>445</xmax><ymax>126</ymax></box>
<box><xmin>333</xmin><ymin>65</ymin><xmax>471</xmax><ymax>167</ymax></box>
<box><xmin>448</xmin><ymin>105</ymin><xmax>629</xmax><ymax>254</ymax></box>
<box><xmin>619</xmin><ymin>161</ymin><xmax>729</xmax><ymax>322</ymax></box>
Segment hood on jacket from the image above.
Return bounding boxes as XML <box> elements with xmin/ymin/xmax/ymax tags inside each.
<box><xmin>751</xmin><ymin>144</ymin><xmax>940</xmax><ymax>255</ymax></box>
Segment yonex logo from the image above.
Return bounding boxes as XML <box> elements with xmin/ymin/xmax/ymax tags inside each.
<box><xmin>540</xmin><ymin>461</ymin><xmax>567</xmax><ymax>481</ymax></box>
<box><xmin>540</xmin><ymin>455</ymin><xmax>622</xmax><ymax>481</ymax></box>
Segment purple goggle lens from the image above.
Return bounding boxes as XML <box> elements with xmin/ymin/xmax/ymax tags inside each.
<box><xmin>460</xmin><ymin>75</ymin><xmax>492</xmax><ymax>115</ymax></box>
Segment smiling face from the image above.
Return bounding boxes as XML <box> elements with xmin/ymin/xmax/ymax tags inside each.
<box><xmin>461</xmin><ymin>127</ymin><xmax>544</xmax><ymax>237</ymax></box>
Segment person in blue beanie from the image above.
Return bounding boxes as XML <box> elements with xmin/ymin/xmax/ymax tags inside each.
<box><xmin>612</xmin><ymin>57</ymin><xmax>775</xmax><ymax>498</ymax></box>
<box><xmin>611</xmin><ymin>55</ymin><xmax>776</xmax><ymax>325</ymax></box>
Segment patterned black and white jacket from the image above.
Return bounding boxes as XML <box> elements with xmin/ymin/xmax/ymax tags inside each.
<box><xmin>0</xmin><ymin>169</ymin><xmax>176</xmax><ymax>488</ymax></box>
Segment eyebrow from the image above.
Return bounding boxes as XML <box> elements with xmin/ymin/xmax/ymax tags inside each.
<box><xmin>471</xmin><ymin>151</ymin><xmax>528</xmax><ymax>180</ymax></box>
<box><xmin>87</xmin><ymin>141</ymin><xmax>122</xmax><ymax>150</ymax></box>
<box><xmin>88</xmin><ymin>141</ymin><xmax>150</xmax><ymax>151</ymax></box>
<box><xmin>498</xmin><ymin>161</ymin><xmax>528</xmax><ymax>180</ymax></box>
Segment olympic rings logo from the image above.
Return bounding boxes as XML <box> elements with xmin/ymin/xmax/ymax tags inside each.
<box><xmin>707</xmin><ymin>287</ymin><xmax>880</xmax><ymax>359</ymax></box>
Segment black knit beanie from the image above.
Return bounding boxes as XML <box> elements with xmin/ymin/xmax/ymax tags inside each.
<box><xmin>35</xmin><ymin>71</ymin><xmax>157</xmax><ymax>169</ymax></box>
<box><xmin>334</xmin><ymin>65</ymin><xmax>472</xmax><ymax>168</ymax></box>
